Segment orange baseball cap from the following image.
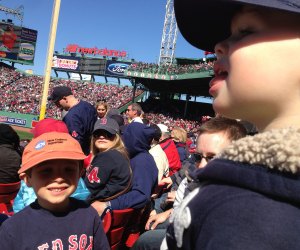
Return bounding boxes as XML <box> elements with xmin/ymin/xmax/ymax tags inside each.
<box><xmin>19</xmin><ymin>132</ymin><xmax>86</xmax><ymax>174</ymax></box>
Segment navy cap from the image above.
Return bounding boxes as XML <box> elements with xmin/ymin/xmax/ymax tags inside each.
<box><xmin>106</xmin><ymin>108</ymin><xmax>121</xmax><ymax>117</ymax></box>
<box><xmin>93</xmin><ymin>118</ymin><xmax>120</xmax><ymax>135</ymax></box>
<box><xmin>48</xmin><ymin>86</ymin><xmax>73</xmax><ymax>102</ymax></box>
<box><xmin>174</xmin><ymin>0</ymin><xmax>300</xmax><ymax>52</ymax></box>
<box><xmin>109</xmin><ymin>114</ymin><xmax>125</xmax><ymax>127</ymax></box>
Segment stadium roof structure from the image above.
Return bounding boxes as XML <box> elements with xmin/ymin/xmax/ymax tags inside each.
<box><xmin>126</xmin><ymin>70</ymin><xmax>213</xmax><ymax>97</ymax></box>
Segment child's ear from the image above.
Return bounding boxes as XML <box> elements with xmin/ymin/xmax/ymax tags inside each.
<box><xmin>21</xmin><ymin>173</ymin><xmax>33</xmax><ymax>187</ymax></box>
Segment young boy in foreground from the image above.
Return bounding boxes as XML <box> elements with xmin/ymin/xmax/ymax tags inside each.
<box><xmin>164</xmin><ymin>0</ymin><xmax>300</xmax><ymax>249</ymax></box>
<box><xmin>0</xmin><ymin>132</ymin><xmax>109</xmax><ymax>250</ymax></box>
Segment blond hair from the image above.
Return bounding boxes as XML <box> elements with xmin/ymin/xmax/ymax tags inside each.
<box><xmin>96</xmin><ymin>101</ymin><xmax>109</xmax><ymax>116</ymax></box>
<box><xmin>171</xmin><ymin>127</ymin><xmax>187</xmax><ymax>143</ymax></box>
<box><xmin>91</xmin><ymin>133</ymin><xmax>129</xmax><ymax>161</ymax></box>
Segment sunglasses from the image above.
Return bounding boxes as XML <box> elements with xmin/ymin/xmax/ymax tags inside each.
<box><xmin>193</xmin><ymin>153</ymin><xmax>215</xmax><ymax>163</ymax></box>
<box><xmin>93</xmin><ymin>130</ymin><xmax>115</xmax><ymax>139</ymax></box>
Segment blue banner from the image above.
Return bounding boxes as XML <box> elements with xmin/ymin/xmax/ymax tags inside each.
<box><xmin>105</xmin><ymin>60</ymin><xmax>131</xmax><ymax>77</ymax></box>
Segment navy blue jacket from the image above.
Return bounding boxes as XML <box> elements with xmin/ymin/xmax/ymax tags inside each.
<box><xmin>85</xmin><ymin>149</ymin><xmax>131</xmax><ymax>202</ymax></box>
<box><xmin>110</xmin><ymin>122</ymin><xmax>158</xmax><ymax>210</ymax></box>
<box><xmin>166</xmin><ymin>128</ymin><xmax>300</xmax><ymax>250</ymax></box>
<box><xmin>175</xmin><ymin>142</ymin><xmax>188</xmax><ymax>163</ymax></box>
<box><xmin>0</xmin><ymin>198</ymin><xmax>110</xmax><ymax>249</ymax></box>
<box><xmin>63</xmin><ymin>100</ymin><xmax>97</xmax><ymax>155</ymax></box>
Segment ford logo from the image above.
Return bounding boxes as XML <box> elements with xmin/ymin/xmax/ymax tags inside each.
<box><xmin>107</xmin><ymin>63</ymin><xmax>129</xmax><ymax>75</ymax></box>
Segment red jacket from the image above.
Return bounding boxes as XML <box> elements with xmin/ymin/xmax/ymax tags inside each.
<box><xmin>159</xmin><ymin>138</ymin><xmax>181</xmax><ymax>176</ymax></box>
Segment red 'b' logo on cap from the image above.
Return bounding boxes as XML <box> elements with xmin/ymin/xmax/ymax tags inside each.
<box><xmin>72</xmin><ymin>130</ymin><xmax>78</xmax><ymax>138</ymax></box>
<box><xmin>100</xmin><ymin>118</ymin><xmax>107</xmax><ymax>125</ymax></box>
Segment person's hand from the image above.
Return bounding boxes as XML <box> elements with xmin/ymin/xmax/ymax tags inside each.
<box><xmin>166</xmin><ymin>190</ymin><xmax>176</xmax><ymax>203</ymax></box>
<box><xmin>91</xmin><ymin>201</ymin><xmax>107</xmax><ymax>216</ymax></box>
<box><xmin>149</xmin><ymin>209</ymin><xmax>157</xmax><ymax>217</ymax></box>
<box><xmin>160</xmin><ymin>177</ymin><xmax>173</xmax><ymax>189</ymax></box>
<box><xmin>145</xmin><ymin>209</ymin><xmax>172</xmax><ymax>230</ymax></box>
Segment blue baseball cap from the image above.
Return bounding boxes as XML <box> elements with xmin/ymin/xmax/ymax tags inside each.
<box><xmin>48</xmin><ymin>86</ymin><xmax>73</xmax><ymax>102</ymax></box>
<box><xmin>174</xmin><ymin>0</ymin><xmax>300</xmax><ymax>52</ymax></box>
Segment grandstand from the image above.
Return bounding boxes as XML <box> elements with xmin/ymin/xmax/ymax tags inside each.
<box><xmin>125</xmin><ymin>58</ymin><xmax>214</xmax><ymax>96</ymax></box>
<box><xmin>0</xmin><ymin>56</ymin><xmax>215</xmax><ymax>131</ymax></box>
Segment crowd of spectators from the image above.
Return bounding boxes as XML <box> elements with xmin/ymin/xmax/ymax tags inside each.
<box><xmin>142</xmin><ymin>113</ymin><xmax>202</xmax><ymax>134</ymax></box>
<box><xmin>136</xmin><ymin>97</ymin><xmax>209</xmax><ymax>133</ymax></box>
<box><xmin>0</xmin><ymin>65</ymin><xmax>209</xmax><ymax>132</ymax></box>
<box><xmin>0</xmin><ymin>66</ymin><xmax>143</xmax><ymax>119</ymax></box>
<box><xmin>128</xmin><ymin>61</ymin><xmax>214</xmax><ymax>75</ymax></box>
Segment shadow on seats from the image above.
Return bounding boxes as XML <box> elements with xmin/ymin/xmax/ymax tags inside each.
<box><xmin>0</xmin><ymin>181</ymin><xmax>21</xmax><ymax>215</ymax></box>
<box><xmin>102</xmin><ymin>208</ymin><xmax>135</xmax><ymax>250</ymax></box>
<box><xmin>102</xmin><ymin>204</ymin><xmax>152</xmax><ymax>250</ymax></box>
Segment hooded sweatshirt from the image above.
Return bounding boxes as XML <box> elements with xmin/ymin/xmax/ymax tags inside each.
<box><xmin>165</xmin><ymin>128</ymin><xmax>300</xmax><ymax>250</ymax></box>
<box><xmin>110</xmin><ymin>122</ymin><xmax>158</xmax><ymax>210</ymax></box>
<box><xmin>0</xmin><ymin>124</ymin><xmax>21</xmax><ymax>183</ymax></box>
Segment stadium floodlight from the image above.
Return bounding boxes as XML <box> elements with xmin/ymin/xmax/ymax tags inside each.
<box><xmin>158</xmin><ymin>0</ymin><xmax>178</xmax><ymax>65</ymax></box>
<box><xmin>0</xmin><ymin>5</ymin><xmax>24</xmax><ymax>23</ymax></box>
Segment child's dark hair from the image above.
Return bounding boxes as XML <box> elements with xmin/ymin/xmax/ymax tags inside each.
<box><xmin>0</xmin><ymin>124</ymin><xmax>22</xmax><ymax>156</ymax></box>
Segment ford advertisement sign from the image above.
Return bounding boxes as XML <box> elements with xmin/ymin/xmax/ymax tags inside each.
<box><xmin>105</xmin><ymin>61</ymin><xmax>131</xmax><ymax>77</ymax></box>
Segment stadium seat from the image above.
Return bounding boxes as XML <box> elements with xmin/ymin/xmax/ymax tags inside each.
<box><xmin>122</xmin><ymin>203</ymin><xmax>152</xmax><ymax>248</ymax></box>
<box><xmin>101</xmin><ymin>204</ymin><xmax>152</xmax><ymax>250</ymax></box>
<box><xmin>102</xmin><ymin>208</ymin><xmax>135</xmax><ymax>250</ymax></box>
<box><xmin>0</xmin><ymin>181</ymin><xmax>21</xmax><ymax>215</ymax></box>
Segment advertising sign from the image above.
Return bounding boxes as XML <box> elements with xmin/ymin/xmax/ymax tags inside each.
<box><xmin>65</xmin><ymin>44</ymin><xmax>127</xmax><ymax>58</ymax></box>
<box><xmin>52</xmin><ymin>55</ymin><xmax>80</xmax><ymax>71</ymax></box>
<box><xmin>0</xmin><ymin>115</ymin><xmax>27</xmax><ymax>126</ymax></box>
<box><xmin>0</xmin><ymin>111</ymin><xmax>38</xmax><ymax>128</ymax></box>
<box><xmin>105</xmin><ymin>60</ymin><xmax>131</xmax><ymax>77</ymax></box>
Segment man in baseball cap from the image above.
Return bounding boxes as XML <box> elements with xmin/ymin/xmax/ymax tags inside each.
<box><xmin>48</xmin><ymin>86</ymin><xmax>72</xmax><ymax>103</ymax></box>
<box><xmin>47</xmin><ymin>85</ymin><xmax>98</xmax><ymax>155</ymax></box>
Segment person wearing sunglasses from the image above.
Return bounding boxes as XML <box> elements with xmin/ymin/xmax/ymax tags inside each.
<box><xmin>132</xmin><ymin>117</ymin><xmax>247</xmax><ymax>250</ymax></box>
<box><xmin>84</xmin><ymin>118</ymin><xmax>132</xmax><ymax>216</ymax></box>
<box><xmin>125</xmin><ymin>103</ymin><xmax>143</xmax><ymax>124</ymax></box>
<box><xmin>90</xmin><ymin>122</ymin><xmax>158</xmax><ymax>217</ymax></box>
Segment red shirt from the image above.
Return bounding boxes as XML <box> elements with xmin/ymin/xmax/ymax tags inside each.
<box><xmin>2</xmin><ymin>31</ymin><xmax>17</xmax><ymax>50</ymax></box>
<box><xmin>160</xmin><ymin>138</ymin><xmax>181</xmax><ymax>176</ymax></box>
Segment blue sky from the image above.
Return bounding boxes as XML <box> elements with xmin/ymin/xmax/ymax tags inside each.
<box><xmin>3</xmin><ymin>0</ymin><xmax>203</xmax><ymax>75</ymax></box>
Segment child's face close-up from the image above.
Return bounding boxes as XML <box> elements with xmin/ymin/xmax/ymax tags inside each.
<box><xmin>24</xmin><ymin>159</ymin><xmax>81</xmax><ymax>212</ymax></box>
<box><xmin>97</xmin><ymin>105</ymin><xmax>107</xmax><ymax>118</ymax></box>
<box><xmin>210</xmin><ymin>5</ymin><xmax>300</xmax><ymax>130</ymax></box>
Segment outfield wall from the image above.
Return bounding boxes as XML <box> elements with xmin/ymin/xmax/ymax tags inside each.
<box><xmin>0</xmin><ymin>111</ymin><xmax>38</xmax><ymax>129</ymax></box>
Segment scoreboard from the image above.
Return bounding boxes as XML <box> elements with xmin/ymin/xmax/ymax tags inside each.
<box><xmin>52</xmin><ymin>54</ymin><xmax>132</xmax><ymax>78</ymax></box>
<box><xmin>0</xmin><ymin>21</ymin><xmax>38</xmax><ymax>65</ymax></box>
<box><xmin>79</xmin><ymin>58</ymin><xmax>107</xmax><ymax>75</ymax></box>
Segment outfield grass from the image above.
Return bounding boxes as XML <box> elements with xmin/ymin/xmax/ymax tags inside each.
<box><xmin>16</xmin><ymin>130</ymin><xmax>33</xmax><ymax>140</ymax></box>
